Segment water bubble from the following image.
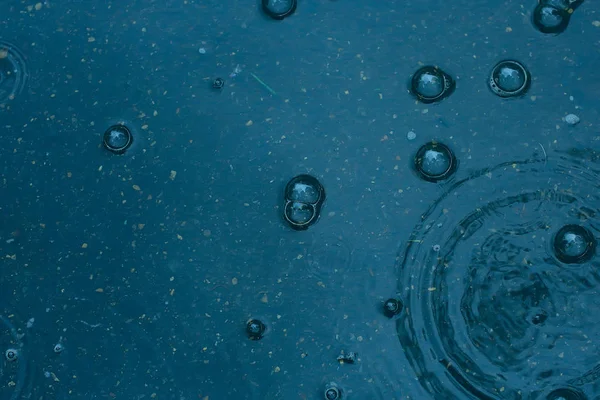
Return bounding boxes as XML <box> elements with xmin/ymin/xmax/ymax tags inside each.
<box><xmin>103</xmin><ymin>125</ymin><xmax>133</xmax><ymax>154</ymax></box>
<box><xmin>533</xmin><ymin>4</ymin><xmax>570</xmax><ymax>34</ymax></box>
<box><xmin>324</xmin><ymin>383</ymin><xmax>341</xmax><ymax>400</ymax></box>
<box><xmin>283</xmin><ymin>174</ymin><xmax>326</xmax><ymax>231</ymax></box>
<box><xmin>246</xmin><ymin>319</ymin><xmax>266</xmax><ymax>340</ymax></box>
<box><xmin>262</xmin><ymin>0</ymin><xmax>297</xmax><ymax>20</ymax></box>
<box><xmin>5</xmin><ymin>348</ymin><xmax>18</xmax><ymax>361</ymax></box>
<box><xmin>414</xmin><ymin>142</ymin><xmax>457</xmax><ymax>183</ymax></box>
<box><xmin>288</xmin><ymin>182</ymin><xmax>319</xmax><ymax>203</ymax></box>
<box><xmin>489</xmin><ymin>60</ymin><xmax>531</xmax><ymax>98</ymax></box>
<box><xmin>284</xmin><ymin>201</ymin><xmax>314</xmax><ymax>225</ymax></box>
<box><xmin>383</xmin><ymin>298</ymin><xmax>403</xmax><ymax>318</ymax></box>
<box><xmin>410</xmin><ymin>66</ymin><xmax>455</xmax><ymax>104</ymax></box>
<box><xmin>1</xmin><ymin>315</ymin><xmax>28</xmax><ymax>399</ymax></box>
<box><xmin>553</xmin><ymin>224</ymin><xmax>596</xmax><ymax>264</ymax></box>
<box><xmin>212</xmin><ymin>77</ymin><xmax>225</xmax><ymax>90</ymax></box>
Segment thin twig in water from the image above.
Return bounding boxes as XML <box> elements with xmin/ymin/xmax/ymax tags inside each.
<box><xmin>250</xmin><ymin>73</ymin><xmax>277</xmax><ymax>95</ymax></box>
<box><xmin>538</xmin><ymin>142</ymin><xmax>547</xmax><ymax>165</ymax></box>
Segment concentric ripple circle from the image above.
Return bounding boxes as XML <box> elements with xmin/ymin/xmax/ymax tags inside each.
<box><xmin>0</xmin><ymin>315</ymin><xmax>30</xmax><ymax>400</ymax></box>
<box><xmin>397</xmin><ymin>148</ymin><xmax>600</xmax><ymax>399</ymax></box>
<box><xmin>0</xmin><ymin>41</ymin><xmax>28</xmax><ymax>103</ymax></box>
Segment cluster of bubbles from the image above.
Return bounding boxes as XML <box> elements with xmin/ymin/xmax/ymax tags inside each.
<box><xmin>5</xmin><ymin>0</ymin><xmax>595</xmax><ymax>398</ymax></box>
<box><xmin>2</xmin><ymin>314</ymin><xmax>68</xmax><ymax>400</ymax></box>
<box><xmin>245</xmin><ymin>318</ymin><xmax>347</xmax><ymax>398</ymax></box>
<box><xmin>411</xmin><ymin>59</ymin><xmax>532</xmax><ymax>105</ymax></box>
<box><xmin>4</xmin><ymin>343</ymin><xmax>64</xmax><ymax>362</ymax></box>
<box><xmin>282</xmin><ymin>174</ymin><xmax>326</xmax><ymax>230</ymax></box>
<box><xmin>260</xmin><ymin>0</ymin><xmax>586</xmax><ymax>37</ymax></box>
<box><xmin>99</xmin><ymin>118</ymin><xmax>595</xmax><ymax>400</ymax></box>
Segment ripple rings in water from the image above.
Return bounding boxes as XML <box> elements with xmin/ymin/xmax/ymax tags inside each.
<box><xmin>0</xmin><ymin>315</ymin><xmax>29</xmax><ymax>400</ymax></box>
<box><xmin>0</xmin><ymin>41</ymin><xmax>28</xmax><ymax>104</ymax></box>
<box><xmin>397</xmin><ymin>148</ymin><xmax>600</xmax><ymax>399</ymax></box>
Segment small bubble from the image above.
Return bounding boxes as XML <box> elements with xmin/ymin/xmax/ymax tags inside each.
<box><xmin>5</xmin><ymin>348</ymin><xmax>18</xmax><ymax>361</ymax></box>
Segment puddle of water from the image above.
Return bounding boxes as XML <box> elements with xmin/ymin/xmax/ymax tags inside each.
<box><xmin>0</xmin><ymin>0</ymin><xmax>598</xmax><ymax>399</ymax></box>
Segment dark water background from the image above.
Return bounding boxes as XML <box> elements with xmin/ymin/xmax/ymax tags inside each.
<box><xmin>1</xmin><ymin>0</ymin><xmax>599</xmax><ymax>399</ymax></box>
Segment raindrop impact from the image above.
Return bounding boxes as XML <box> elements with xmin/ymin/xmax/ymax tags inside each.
<box><xmin>0</xmin><ymin>41</ymin><xmax>28</xmax><ymax>104</ymax></box>
<box><xmin>397</xmin><ymin>149</ymin><xmax>600</xmax><ymax>398</ymax></box>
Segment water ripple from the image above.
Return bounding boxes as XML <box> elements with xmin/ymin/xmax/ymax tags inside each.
<box><xmin>0</xmin><ymin>41</ymin><xmax>28</xmax><ymax>104</ymax></box>
<box><xmin>397</xmin><ymin>148</ymin><xmax>600</xmax><ymax>399</ymax></box>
